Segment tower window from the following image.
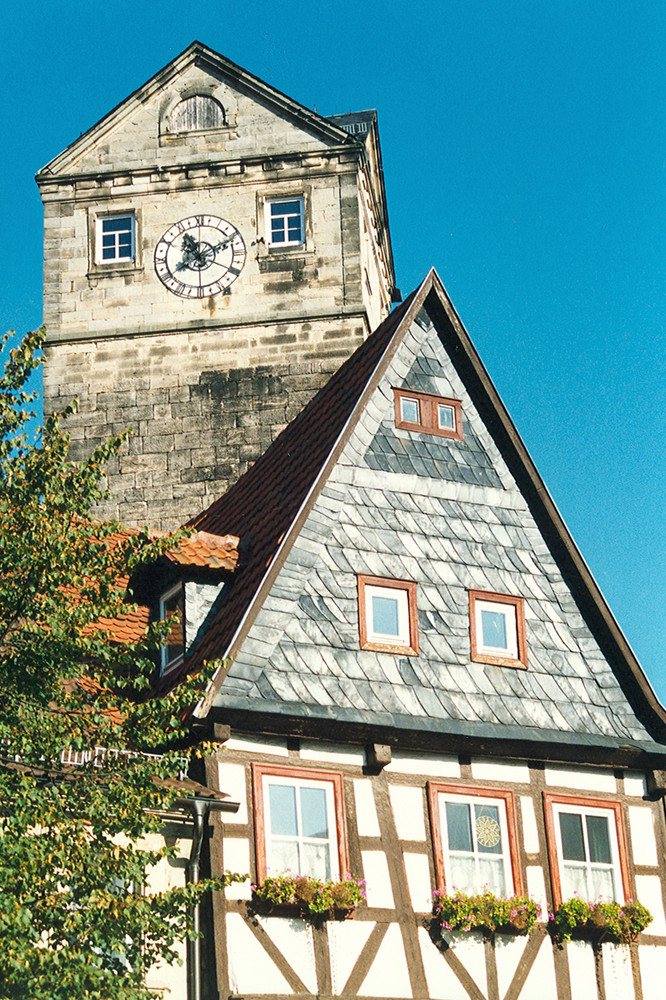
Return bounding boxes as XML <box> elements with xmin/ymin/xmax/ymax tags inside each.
<box><xmin>266</xmin><ymin>198</ymin><xmax>304</xmax><ymax>247</ymax></box>
<box><xmin>96</xmin><ymin>214</ymin><xmax>135</xmax><ymax>264</ymax></box>
<box><xmin>169</xmin><ymin>95</ymin><xmax>226</xmax><ymax>132</ymax></box>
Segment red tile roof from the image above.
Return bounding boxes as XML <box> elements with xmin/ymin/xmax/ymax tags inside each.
<box><xmin>93</xmin><ymin>531</ymin><xmax>239</xmax><ymax>644</ymax></box>
<box><xmin>181</xmin><ymin>294</ymin><xmax>416</xmax><ymax>677</ymax></box>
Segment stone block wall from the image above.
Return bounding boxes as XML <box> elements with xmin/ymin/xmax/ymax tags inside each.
<box><xmin>44</xmin><ymin>317</ymin><xmax>364</xmax><ymax>530</ymax></box>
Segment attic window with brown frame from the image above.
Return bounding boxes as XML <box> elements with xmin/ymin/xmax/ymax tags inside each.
<box><xmin>393</xmin><ymin>388</ymin><xmax>463</xmax><ymax>440</ymax></box>
<box><xmin>357</xmin><ymin>575</ymin><xmax>419</xmax><ymax>656</ymax></box>
<box><xmin>469</xmin><ymin>590</ymin><xmax>527</xmax><ymax>669</ymax></box>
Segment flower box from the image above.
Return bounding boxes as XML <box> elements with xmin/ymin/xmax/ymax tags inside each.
<box><xmin>432</xmin><ymin>889</ymin><xmax>541</xmax><ymax>937</ymax></box>
<box><xmin>252</xmin><ymin>874</ymin><xmax>366</xmax><ymax>921</ymax></box>
<box><xmin>549</xmin><ymin>898</ymin><xmax>652</xmax><ymax>945</ymax></box>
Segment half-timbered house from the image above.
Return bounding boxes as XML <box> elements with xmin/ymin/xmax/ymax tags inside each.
<box><xmin>151</xmin><ymin>271</ymin><xmax>666</xmax><ymax>1000</ymax></box>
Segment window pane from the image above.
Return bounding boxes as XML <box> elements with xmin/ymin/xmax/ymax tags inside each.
<box><xmin>478</xmin><ymin>856</ymin><xmax>506</xmax><ymax>896</ymax></box>
<box><xmin>300</xmin><ymin>786</ymin><xmax>329</xmax><ymax>839</ymax></box>
<box><xmin>269</xmin><ymin>784</ymin><xmax>298</xmax><ymax>836</ymax></box>
<box><xmin>274</xmin><ymin>201</ymin><xmax>301</xmax><ymax>216</ymax></box>
<box><xmin>562</xmin><ymin>862</ymin><xmax>588</xmax><ymax>898</ymax></box>
<box><xmin>474</xmin><ymin>804</ymin><xmax>503</xmax><ymax>855</ymax></box>
<box><xmin>400</xmin><ymin>398</ymin><xmax>420</xmax><ymax>423</ymax></box>
<box><xmin>586</xmin><ymin>815</ymin><xmax>612</xmax><ymax>864</ymax></box>
<box><xmin>271</xmin><ymin>221</ymin><xmax>285</xmax><ymax>242</ymax></box>
<box><xmin>481</xmin><ymin>609</ymin><xmax>508</xmax><ymax>650</ymax></box>
<box><xmin>371</xmin><ymin>594</ymin><xmax>400</xmax><ymax>636</ymax></box>
<box><xmin>287</xmin><ymin>220</ymin><xmax>302</xmax><ymax>241</ymax></box>
<box><xmin>438</xmin><ymin>404</ymin><xmax>455</xmax><ymax>430</ymax></box>
<box><xmin>559</xmin><ymin>812</ymin><xmax>586</xmax><ymax>861</ymax></box>
<box><xmin>103</xmin><ymin>218</ymin><xmax>129</xmax><ymax>233</ymax></box>
<box><xmin>301</xmin><ymin>841</ymin><xmax>331</xmax><ymax>880</ymax></box>
<box><xmin>590</xmin><ymin>866</ymin><xmax>616</xmax><ymax>900</ymax></box>
<box><xmin>445</xmin><ymin>802</ymin><xmax>473</xmax><ymax>852</ymax></box>
<box><xmin>448</xmin><ymin>854</ymin><xmax>477</xmax><ymax>894</ymax></box>
<box><xmin>270</xmin><ymin>838</ymin><xmax>300</xmax><ymax>875</ymax></box>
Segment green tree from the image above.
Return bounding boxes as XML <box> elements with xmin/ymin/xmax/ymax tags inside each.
<box><xmin>0</xmin><ymin>329</ymin><xmax>231</xmax><ymax>999</ymax></box>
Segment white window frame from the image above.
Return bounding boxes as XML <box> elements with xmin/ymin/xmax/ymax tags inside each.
<box><xmin>400</xmin><ymin>396</ymin><xmax>421</xmax><ymax>424</ymax></box>
<box><xmin>261</xmin><ymin>772</ymin><xmax>340</xmax><ymax>880</ymax></box>
<box><xmin>159</xmin><ymin>583</ymin><xmax>184</xmax><ymax>675</ymax></box>
<box><xmin>96</xmin><ymin>213</ymin><xmax>135</xmax><ymax>265</ymax></box>
<box><xmin>436</xmin><ymin>789</ymin><xmax>516</xmax><ymax>896</ymax></box>
<box><xmin>265</xmin><ymin>197</ymin><xmax>305</xmax><ymax>248</ymax></box>
<box><xmin>437</xmin><ymin>402</ymin><xmax>456</xmax><ymax>431</ymax></box>
<box><xmin>475</xmin><ymin>599</ymin><xmax>519</xmax><ymax>659</ymax></box>
<box><xmin>357</xmin><ymin>575</ymin><xmax>419</xmax><ymax>655</ymax></box>
<box><xmin>551</xmin><ymin>801</ymin><xmax>624</xmax><ymax>902</ymax></box>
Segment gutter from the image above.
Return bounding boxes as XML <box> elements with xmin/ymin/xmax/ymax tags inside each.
<box><xmin>173</xmin><ymin>795</ymin><xmax>240</xmax><ymax>1000</ymax></box>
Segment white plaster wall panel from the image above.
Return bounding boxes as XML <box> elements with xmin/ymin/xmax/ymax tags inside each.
<box><xmin>624</xmin><ymin>772</ymin><xmax>648</xmax><ymax>798</ymax></box>
<box><xmin>544</xmin><ymin>766</ymin><xmax>616</xmax><ymax>793</ymax></box>
<box><xmin>224</xmin><ymin>735</ymin><xmax>288</xmax><ymax>756</ymax></box>
<box><xmin>389</xmin><ymin>785</ymin><xmax>427</xmax><ymax>841</ymax></box>
<box><xmin>525</xmin><ymin>866</ymin><xmax>549</xmax><ymax>915</ymax></box>
<box><xmin>361</xmin><ymin>851</ymin><xmax>395</xmax><ymax>909</ymax></box>
<box><xmin>146</xmin><ymin>940</ymin><xmax>186</xmax><ymax>999</ymax></box>
<box><xmin>635</xmin><ymin>876</ymin><xmax>666</xmax><ymax>935</ymax></box>
<box><xmin>300</xmin><ymin>740</ymin><xmax>365</xmax><ymax>766</ymax></box>
<box><xmin>328</xmin><ymin>920</ymin><xmax>374</xmax><ymax>994</ymax></box>
<box><xmin>495</xmin><ymin>934</ymin><xmax>557</xmax><ymax>1000</ymax></box>
<box><xmin>567</xmin><ymin>940</ymin><xmax>598</xmax><ymax>1000</ymax></box>
<box><xmin>638</xmin><ymin>945</ymin><xmax>666</xmax><ymax>1000</ymax></box>
<box><xmin>359</xmin><ymin>923</ymin><xmax>412</xmax><ymax>998</ymax></box>
<box><xmin>629</xmin><ymin>807</ymin><xmax>659</xmax><ymax>866</ymax></box>
<box><xmin>385</xmin><ymin>752</ymin><xmax>460</xmax><ymax>778</ymax></box>
<box><xmin>470</xmin><ymin>759</ymin><xmax>530</xmax><ymax>784</ymax></box>
<box><xmin>602</xmin><ymin>943</ymin><xmax>635</xmax><ymax>1000</ymax></box>
<box><xmin>354</xmin><ymin>779</ymin><xmax>381</xmax><ymax>837</ymax></box>
<box><xmin>223</xmin><ymin>838</ymin><xmax>252</xmax><ymax>899</ymax></box>
<box><xmin>403</xmin><ymin>852</ymin><xmax>433</xmax><ymax>913</ymax></box>
<box><xmin>256</xmin><ymin>916</ymin><xmax>317</xmax><ymax>994</ymax></box>
<box><xmin>520</xmin><ymin>797</ymin><xmax>541</xmax><ymax>854</ymax></box>
<box><xmin>217</xmin><ymin>763</ymin><xmax>247</xmax><ymax>823</ymax></box>
<box><xmin>226</xmin><ymin>912</ymin><xmax>292</xmax><ymax>994</ymax></box>
<box><xmin>418</xmin><ymin>926</ymin><xmax>483</xmax><ymax>1000</ymax></box>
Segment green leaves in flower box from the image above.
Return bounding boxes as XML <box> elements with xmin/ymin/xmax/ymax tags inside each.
<box><xmin>432</xmin><ymin>889</ymin><xmax>541</xmax><ymax>936</ymax></box>
<box><xmin>252</xmin><ymin>874</ymin><xmax>366</xmax><ymax>919</ymax></box>
<box><xmin>549</xmin><ymin>898</ymin><xmax>652</xmax><ymax>944</ymax></box>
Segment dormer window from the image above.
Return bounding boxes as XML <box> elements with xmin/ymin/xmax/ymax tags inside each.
<box><xmin>168</xmin><ymin>95</ymin><xmax>226</xmax><ymax>132</ymax></box>
<box><xmin>159</xmin><ymin>584</ymin><xmax>184</xmax><ymax>675</ymax></box>
<box><xmin>357</xmin><ymin>575</ymin><xmax>419</xmax><ymax>655</ymax></box>
<box><xmin>468</xmin><ymin>590</ymin><xmax>527</xmax><ymax>669</ymax></box>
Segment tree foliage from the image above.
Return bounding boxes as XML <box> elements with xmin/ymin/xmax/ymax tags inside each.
<box><xmin>0</xmin><ymin>329</ymin><xmax>229</xmax><ymax>999</ymax></box>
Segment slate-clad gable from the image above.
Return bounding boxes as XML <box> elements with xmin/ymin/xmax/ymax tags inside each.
<box><xmin>211</xmin><ymin>297</ymin><xmax>666</xmax><ymax>755</ymax></box>
<box><xmin>366</xmin><ymin>348</ymin><xmax>503</xmax><ymax>489</ymax></box>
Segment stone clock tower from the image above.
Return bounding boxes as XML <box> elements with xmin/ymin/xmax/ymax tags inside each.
<box><xmin>37</xmin><ymin>42</ymin><xmax>396</xmax><ymax>530</ymax></box>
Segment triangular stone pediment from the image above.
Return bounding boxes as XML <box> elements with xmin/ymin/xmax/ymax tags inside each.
<box><xmin>37</xmin><ymin>41</ymin><xmax>353</xmax><ymax>180</ymax></box>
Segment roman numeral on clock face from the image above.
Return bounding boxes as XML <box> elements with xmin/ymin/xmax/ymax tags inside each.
<box><xmin>154</xmin><ymin>215</ymin><xmax>246</xmax><ymax>298</ymax></box>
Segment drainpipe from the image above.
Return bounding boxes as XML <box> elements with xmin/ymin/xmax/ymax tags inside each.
<box><xmin>175</xmin><ymin>796</ymin><xmax>240</xmax><ymax>1000</ymax></box>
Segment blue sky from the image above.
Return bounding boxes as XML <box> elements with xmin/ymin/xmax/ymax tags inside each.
<box><xmin>2</xmin><ymin>1</ymin><xmax>665</xmax><ymax>702</ymax></box>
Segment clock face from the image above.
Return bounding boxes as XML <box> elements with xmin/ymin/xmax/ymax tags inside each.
<box><xmin>154</xmin><ymin>215</ymin><xmax>246</xmax><ymax>298</ymax></box>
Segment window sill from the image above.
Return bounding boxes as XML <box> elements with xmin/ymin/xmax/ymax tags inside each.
<box><xmin>87</xmin><ymin>263</ymin><xmax>143</xmax><ymax>280</ymax></box>
<box><xmin>361</xmin><ymin>638</ymin><xmax>419</xmax><ymax>656</ymax></box>
<box><xmin>471</xmin><ymin>650</ymin><xmax>528</xmax><ymax>670</ymax></box>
